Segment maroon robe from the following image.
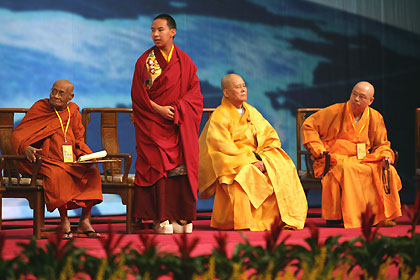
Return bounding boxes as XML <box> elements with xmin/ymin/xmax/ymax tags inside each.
<box><xmin>131</xmin><ymin>45</ymin><xmax>203</xmax><ymax>220</ymax></box>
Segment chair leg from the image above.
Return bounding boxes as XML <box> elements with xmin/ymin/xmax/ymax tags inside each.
<box><xmin>126</xmin><ymin>188</ymin><xmax>134</xmax><ymax>234</ymax></box>
<box><xmin>0</xmin><ymin>192</ymin><xmax>2</xmax><ymax>232</ymax></box>
<box><xmin>33</xmin><ymin>190</ymin><xmax>44</xmax><ymax>239</ymax></box>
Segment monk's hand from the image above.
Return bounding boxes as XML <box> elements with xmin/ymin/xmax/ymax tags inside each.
<box><xmin>157</xmin><ymin>105</ymin><xmax>175</xmax><ymax>120</ymax></box>
<box><xmin>382</xmin><ymin>157</ymin><xmax>390</xmax><ymax>169</ymax></box>
<box><xmin>253</xmin><ymin>160</ymin><xmax>266</xmax><ymax>173</ymax></box>
<box><xmin>25</xmin><ymin>146</ymin><xmax>42</xmax><ymax>162</ymax></box>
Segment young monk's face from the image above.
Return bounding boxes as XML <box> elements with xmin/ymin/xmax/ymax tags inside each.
<box><xmin>49</xmin><ymin>81</ymin><xmax>74</xmax><ymax>111</ymax></box>
<box><xmin>224</xmin><ymin>75</ymin><xmax>247</xmax><ymax>109</ymax></box>
<box><xmin>151</xmin><ymin>19</ymin><xmax>176</xmax><ymax>49</ymax></box>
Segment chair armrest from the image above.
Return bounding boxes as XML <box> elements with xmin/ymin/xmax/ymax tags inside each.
<box><xmin>103</xmin><ymin>153</ymin><xmax>132</xmax><ymax>183</ymax></box>
<box><xmin>302</xmin><ymin>150</ymin><xmax>315</xmax><ymax>178</ymax></box>
<box><xmin>322</xmin><ymin>151</ymin><xmax>330</xmax><ymax>176</ymax></box>
<box><xmin>302</xmin><ymin>150</ymin><xmax>330</xmax><ymax>178</ymax></box>
<box><xmin>393</xmin><ymin>149</ymin><xmax>398</xmax><ymax>167</ymax></box>
<box><xmin>0</xmin><ymin>154</ymin><xmax>43</xmax><ymax>186</ymax></box>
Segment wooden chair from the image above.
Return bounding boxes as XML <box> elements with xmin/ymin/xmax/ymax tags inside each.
<box><xmin>0</xmin><ymin>108</ymin><xmax>47</xmax><ymax>239</ymax></box>
<box><xmin>203</xmin><ymin>108</ymin><xmax>216</xmax><ymax>119</ymax></box>
<box><xmin>0</xmin><ymin>186</ymin><xmax>3</xmax><ymax>232</ymax></box>
<box><xmin>81</xmin><ymin>108</ymin><xmax>136</xmax><ymax>233</ymax></box>
<box><xmin>296</xmin><ymin>108</ymin><xmax>331</xmax><ymax>195</ymax></box>
<box><xmin>296</xmin><ymin>107</ymin><xmax>399</xmax><ymax>194</ymax></box>
<box><xmin>415</xmin><ymin>108</ymin><xmax>420</xmax><ymax>189</ymax></box>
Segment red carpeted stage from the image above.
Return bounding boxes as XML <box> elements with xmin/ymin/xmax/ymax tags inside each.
<box><xmin>1</xmin><ymin>208</ymin><xmax>416</xmax><ymax>261</ymax></box>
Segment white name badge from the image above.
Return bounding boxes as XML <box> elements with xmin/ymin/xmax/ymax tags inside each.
<box><xmin>356</xmin><ymin>143</ymin><xmax>367</xmax><ymax>160</ymax></box>
<box><xmin>62</xmin><ymin>144</ymin><xmax>74</xmax><ymax>163</ymax></box>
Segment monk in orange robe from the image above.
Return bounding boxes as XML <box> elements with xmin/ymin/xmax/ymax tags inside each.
<box><xmin>302</xmin><ymin>81</ymin><xmax>402</xmax><ymax>228</ymax></box>
<box><xmin>199</xmin><ymin>74</ymin><xmax>307</xmax><ymax>231</ymax></box>
<box><xmin>11</xmin><ymin>80</ymin><xmax>103</xmax><ymax>238</ymax></box>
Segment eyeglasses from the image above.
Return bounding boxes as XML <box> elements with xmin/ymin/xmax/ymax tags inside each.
<box><xmin>351</xmin><ymin>91</ymin><xmax>371</xmax><ymax>100</ymax></box>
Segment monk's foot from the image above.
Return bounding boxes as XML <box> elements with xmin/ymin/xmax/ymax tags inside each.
<box><xmin>60</xmin><ymin>218</ymin><xmax>72</xmax><ymax>238</ymax></box>
<box><xmin>77</xmin><ymin>219</ymin><xmax>101</xmax><ymax>238</ymax></box>
<box><xmin>283</xmin><ymin>225</ymin><xmax>297</xmax><ymax>231</ymax></box>
<box><xmin>63</xmin><ymin>231</ymin><xmax>73</xmax><ymax>239</ymax></box>
<box><xmin>383</xmin><ymin>219</ymin><xmax>397</xmax><ymax>227</ymax></box>
<box><xmin>76</xmin><ymin>230</ymin><xmax>101</xmax><ymax>238</ymax></box>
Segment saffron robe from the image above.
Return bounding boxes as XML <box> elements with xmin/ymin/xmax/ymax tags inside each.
<box><xmin>199</xmin><ymin>97</ymin><xmax>307</xmax><ymax>231</ymax></box>
<box><xmin>131</xmin><ymin>45</ymin><xmax>203</xmax><ymax>218</ymax></box>
<box><xmin>11</xmin><ymin>99</ymin><xmax>103</xmax><ymax>212</ymax></box>
<box><xmin>302</xmin><ymin>102</ymin><xmax>402</xmax><ymax>228</ymax></box>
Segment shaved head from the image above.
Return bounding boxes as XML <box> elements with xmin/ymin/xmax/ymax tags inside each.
<box><xmin>221</xmin><ymin>73</ymin><xmax>247</xmax><ymax>109</ymax></box>
<box><xmin>49</xmin><ymin>79</ymin><xmax>74</xmax><ymax>110</ymax></box>
<box><xmin>352</xmin><ymin>81</ymin><xmax>374</xmax><ymax>98</ymax></box>
<box><xmin>221</xmin><ymin>73</ymin><xmax>242</xmax><ymax>90</ymax></box>
<box><xmin>53</xmin><ymin>79</ymin><xmax>74</xmax><ymax>92</ymax></box>
<box><xmin>349</xmin><ymin>81</ymin><xmax>375</xmax><ymax>116</ymax></box>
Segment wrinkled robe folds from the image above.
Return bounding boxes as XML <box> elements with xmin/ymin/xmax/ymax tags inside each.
<box><xmin>302</xmin><ymin>102</ymin><xmax>402</xmax><ymax>228</ymax></box>
<box><xmin>11</xmin><ymin>99</ymin><xmax>103</xmax><ymax>212</ymax></box>
<box><xmin>131</xmin><ymin>44</ymin><xmax>203</xmax><ymax>219</ymax></box>
<box><xmin>199</xmin><ymin>97</ymin><xmax>307</xmax><ymax>231</ymax></box>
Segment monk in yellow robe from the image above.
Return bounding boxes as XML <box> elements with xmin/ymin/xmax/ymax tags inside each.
<box><xmin>199</xmin><ymin>74</ymin><xmax>307</xmax><ymax>231</ymax></box>
<box><xmin>302</xmin><ymin>81</ymin><xmax>402</xmax><ymax>228</ymax></box>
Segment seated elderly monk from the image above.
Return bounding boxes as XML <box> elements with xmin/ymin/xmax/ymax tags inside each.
<box><xmin>301</xmin><ymin>81</ymin><xmax>402</xmax><ymax>228</ymax></box>
<box><xmin>198</xmin><ymin>74</ymin><xmax>307</xmax><ymax>231</ymax></box>
<box><xmin>11</xmin><ymin>79</ymin><xmax>103</xmax><ymax>238</ymax></box>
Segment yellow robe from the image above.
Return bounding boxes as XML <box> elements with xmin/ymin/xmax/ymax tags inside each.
<box><xmin>199</xmin><ymin>97</ymin><xmax>307</xmax><ymax>231</ymax></box>
<box><xmin>302</xmin><ymin>102</ymin><xmax>402</xmax><ymax>228</ymax></box>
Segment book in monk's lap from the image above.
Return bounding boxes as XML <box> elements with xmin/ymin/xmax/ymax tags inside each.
<box><xmin>76</xmin><ymin>150</ymin><xmax>107</xmax><ymax>162</ymax></box>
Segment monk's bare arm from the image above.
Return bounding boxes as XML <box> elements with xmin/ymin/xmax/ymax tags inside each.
<box><xmin>150</xmin><ymin>100</ymin><xmax>175</xmax><ymax>120</ymax></box>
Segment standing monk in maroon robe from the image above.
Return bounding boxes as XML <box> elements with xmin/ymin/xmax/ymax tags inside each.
<box><xmin>131</xmin><ymin>14</ymin><xmax>203</xmax><ymax>234</ymax></box>
<box><xmin>11</xmin><ymin>80</ymin><xmax>103</xmax><ymax>238</ymax></box>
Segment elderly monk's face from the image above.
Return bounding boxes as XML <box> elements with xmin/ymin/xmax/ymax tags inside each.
<box><xmin>223</xmin><ymin>75</ymin><xmax>247</xmax><ymax>109</ymax></box>
<box><xmin>151</xmin><ymin>18</ymin><xmax>176</xmax><ymax>50</ymax></box>
<box><xmin>349</xmin><ymin>82</ymin><xmax>374</xmax><ymax>113</ymax></box>
<box><xmin>49</xmin><ymin>80</ymin><xmax>74</xmax><ymax>111</ymax></box>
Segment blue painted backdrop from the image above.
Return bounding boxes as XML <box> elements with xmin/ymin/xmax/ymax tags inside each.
<box><xmin>1</xmin><ymin>0</ymin><xmax>419</xmax><ymax>219</ymax></box>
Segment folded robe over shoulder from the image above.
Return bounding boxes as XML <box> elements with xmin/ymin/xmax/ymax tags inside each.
<box><xmin>131</xmin><ymin>45</ymin><xmax>203</xmax><ymax>200</ymax></box>
<box><xmin>302</xmin><ymin>102</ymin><xmax>402</xmax><ymax>228</ymax></box>
<box><xmin>11</xmin><ymin>99</ymin><xmax>102</xmax><ymax>212</ymax></box>
<box><xmin>199</xmin><ymin>97</ymin><xmax>307</xmax><ymax>230</ymax></box>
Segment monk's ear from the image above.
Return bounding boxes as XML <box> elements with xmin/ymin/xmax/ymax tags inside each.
<box><xmin>170</xmin><ymin>28</ymin><xmax>177</xmax><ymax>38</ymax></box>
<box><xmin>222</xmin><ymin>89</ymin><xmax>229</xmax><ymax>98</ymax></box>
<box><xmin>68</xmin><ymin>92</ymin><xmax>74</xmax><ymax>102</ymax></box>
<box><xmin>368</xmin><ymin>96</ymin><xmax>374</xmax><ymax>106</ymax></box>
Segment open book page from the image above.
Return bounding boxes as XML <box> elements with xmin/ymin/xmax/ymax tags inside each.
<box><xmin>77</xmin><ymin>150</ymin><xmax>107</xmax><ymax>162</ymax></box>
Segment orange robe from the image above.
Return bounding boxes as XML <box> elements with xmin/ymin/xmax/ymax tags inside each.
<box><xmin>11</xmin><ymin>99</ymin><xmax>103</xmax><ymax>212</ymax></box>
<box><xmin>302</xmin><ymin>102</ymin><xmax>402</xmax><ymax>228</ymax></box>
<box><xmin>199</xmin><ymin>97</ymin><xmax>307</xmax><ymax>231</ymax></box>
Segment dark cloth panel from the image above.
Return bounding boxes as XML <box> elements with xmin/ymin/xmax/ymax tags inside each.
<box><xmin>133</xmin><ymin>175</ymin><xmax>196</xmax><ymax>221</ymax></box>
